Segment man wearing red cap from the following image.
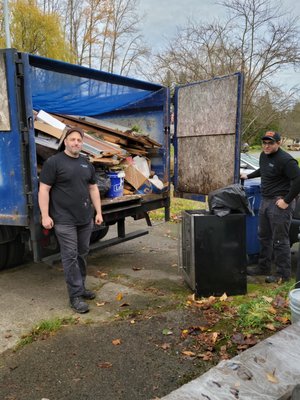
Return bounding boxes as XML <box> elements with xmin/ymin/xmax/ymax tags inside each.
<box><xmin>241</xmin><ymin>131</ymin><xmax>300</xmax><ymax>283</ymax></box>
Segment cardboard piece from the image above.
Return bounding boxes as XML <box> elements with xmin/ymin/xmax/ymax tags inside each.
<box><xmin>34</xmin><ymin>120</ymin><xmax>65</xmax><ymax>140</ymax></box>
<box><xmin>124</xmin><ymin>164</ymin><xmax>148</xmax><ymax>190</ymax></box>
<box><xmin>136</xmin><ymin>179</ymin><xmax>167</xmax><ymax>194</ymax></box>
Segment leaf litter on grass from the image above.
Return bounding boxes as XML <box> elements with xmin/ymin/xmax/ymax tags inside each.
<box><xmin>160</xmin><ymin>283</ymin><xmax>292</xmax><ymax>364</ymax></box>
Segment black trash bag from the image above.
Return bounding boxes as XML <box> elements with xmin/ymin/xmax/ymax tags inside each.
<box><xmin>95</xmin><ymin>169</ymin><xmax>111</xmax><ymax>197</ymax></box>
<box><xmin>208</xmin><ymin>184</ymin><xmax>254</xmax><ymax>217</ymax></box>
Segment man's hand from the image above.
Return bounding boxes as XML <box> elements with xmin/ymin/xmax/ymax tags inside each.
<box><xmin>276</xmin><ymin>198</ymin><xmax>289</xmax><ymax>209</ymax></box>
<box><xmin>41</xmin><ymin>216</ymin><xmax>54</xmax><ymax>229</ymax></box>
<box><xmin>95</xmin><ymin>212</ymin><xmax>103</xmax><ymax>225</ymax></box>
<box><xmin>240</xmin><ymin>173</ymin><xmax>248</xmax><ymax>180</ymax></box>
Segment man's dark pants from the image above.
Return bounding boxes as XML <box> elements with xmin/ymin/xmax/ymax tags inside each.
<box><xmin>54</xmin><ymin>221</ymin><xmax>93</xmax><ymax>299</ymax></box>
<box><xmin>258</xmin><ymin>197</ymin><xmax>295</xmax><ymax>279</ymax></box>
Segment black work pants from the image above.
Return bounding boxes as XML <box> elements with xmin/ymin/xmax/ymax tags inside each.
<box><xmin>258</xmin><ymin>197</ymin><xmax>295</xmax><ymax>279</ymax></box>
<box><xmin>54</xmin><ymin>221</ymin><xmax>93</xmax><ymax>299</ymax></box>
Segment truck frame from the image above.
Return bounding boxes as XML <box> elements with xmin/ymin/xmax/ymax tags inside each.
<box><xmin>0</xmin><ymin>48</ymin><xmax>243</xmax><ymax>269</ymax></box>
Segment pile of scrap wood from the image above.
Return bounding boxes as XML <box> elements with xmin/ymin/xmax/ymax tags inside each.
<box><xmin>33</xmin><ymin>110</ymin><xmax>163</xmax><ymax>196</ymax></box>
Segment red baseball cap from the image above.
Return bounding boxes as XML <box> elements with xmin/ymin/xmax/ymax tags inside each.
<box><xmin>261</xmin><ymin>131</ymin><xmax>281</xmax><ymax>142</ymax></box>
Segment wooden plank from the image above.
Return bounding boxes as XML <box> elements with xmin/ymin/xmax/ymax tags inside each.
<box><xmin>123</xmin><ymin>146</ymin><xmax>148</xmax><ymax>156</ymax></box>
<box><xmin>83</xmin><ymin>133</ymin><xmax>123</xmax><ymax>155</ymax></box>
<box><xmin>89</xmin><ymin>157</ymin><xmax>121</xmax><ymax>166</ymax></box>
<box><xmin>34</xmin><ymin>120</ymin><xmax>65</xmax><ymax>140</ymax></box>
<box><xmin>53</xmin><ymin>114</ymin><xmax>128</xmax><ymax>146</ymax></box>
<box><xmin>62</xmin><ymin>114</ymin><xmax>159</xmax><ymax>148</ymax></box>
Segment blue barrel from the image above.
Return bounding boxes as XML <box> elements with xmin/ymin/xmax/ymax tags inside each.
<box><xmin>244</xmin><ymin>183</ymin><xmax>261</xmax><ymax>259</ymax></box>
<box><xmin>107</xmin><ymin>171</ymin><xmax>125</xmax><ymax>198</ymax></box>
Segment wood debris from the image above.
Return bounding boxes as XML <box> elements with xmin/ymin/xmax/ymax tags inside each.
<box><xmin>33</xmin><ymin>110</ymin><xmax>164</xmax><ymax>197</ymax></box>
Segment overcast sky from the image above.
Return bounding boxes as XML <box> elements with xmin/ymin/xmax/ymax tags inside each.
<box><xmin>138</xmin><ymin>0</ymin><xmax>300</xmax><ymax>90</ymax></box>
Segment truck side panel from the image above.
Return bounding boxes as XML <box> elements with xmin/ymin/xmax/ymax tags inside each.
<box><xmin>0</xmin><ymin>50</ymin><xmax>38</xmax><ymax>227</ymax></box>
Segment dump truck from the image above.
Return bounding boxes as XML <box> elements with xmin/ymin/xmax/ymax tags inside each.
<box><xmin>0</xmin><ymin>48</ymin><xmax>243</xmax><ymax>269</ymax></box>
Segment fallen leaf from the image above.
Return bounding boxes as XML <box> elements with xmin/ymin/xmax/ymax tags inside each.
<box><xmin>273</xmin><ymin>295</ymin><xmax>287</xmax><ymax>308</ymax></box>
<box><xmin>4</xmin><ymin>334</ymin><xmax>12</xmax><ymax>339</ymax></box>
<box><xmin>275</xmin><ymin>315</ymin><xmax>289</xmax><ymax>324</ymax></box>
<box><xmin>232</xmin><ymin>332</ymin><xmax>245</xmax><ymax>345</ymax></box>
<box><xmin>198</xmin><ymin>351</ymin><xmax>214</xmax><ymax>361</ymax></box>
<box><xmin>211</xmin><ymin>332</ymin><xmax>219</xmax><ymax>343</ymax></box>
<box><xmin>266</xmin><ymin>370</ymin><xmax>279</xmax><ymax>384</ymax></box>
<box><xmin>219</xmin><ymin>293</ymin><xmax>228</xmax><ymax>302</ymax></box>
<box><xmin>262</xmin><ymin>295</ymin><xmax>273</xmax><ymax>303</ymax></box>
<box><xmin>132</xmin><ymin>267</ymin><xmax>142</xmax><ymax>271</ymax></box>
<box><xmin>268</xmin><ymin>306</ymin><xmax>277</xmax><ymax>315</ymax></box>
<box><xmin>130</xmin><ymin>319</ymin><xmax>135</xmax><ymax>324</ymax></box>
<box><xmin>98</xmin><ymin>362</ymin><xmax>113</xmax><ymax>369</ymax></box>
<box><xmin>187</xmin><ymin>293</ymin><xmax>196</xmax><ymax>302</ymax></box>
<box><xmin>265</xmin><ymin>323</ymin><xmax>276</xmax><ymax>331</ymax></box>
<box><xmin>112</xmin><ymin>339</ymin><xmax>121</xmax><ymax>346</ymax></box>
<box><xmin>161</xmin><ymin>343</ymin><xmax>171</xmax><ymax>350</ymax></box>
<box><xmin>162</xmin><ymin>329</ymin><xmax>173</xmax><ymax>336</ymax></box>
<box><xmin>120</xmin><ymin>302</ymin><xmax>129</xmax><ymax>307</ymax></box>
<box><xmin>96</xmin><ymin>302</ymin><xmax>106</xmax><ymax>307</ymax></box>
<box><xmin>96</xmin><ymin>271</ymin><xmax>108</xmax><ymax>278</ymax></box>
<box><xmin>116</xmin><ymin>293</ymin><xmax>123</xmax><ymax>301</ymax></box>
<box><xmin>182</xmin><ymin>350</ymin><xmax>196</xmax><ymax>357</ymax></box>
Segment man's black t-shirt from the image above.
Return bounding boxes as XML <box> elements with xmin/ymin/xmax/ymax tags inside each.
<box><xmin>39</xmin><ymin>152</ymin><xmax>96</xmax><ymax>225</ymax></box>
<box><xmin>247</xmin><ymin>148</ymin><xmax>300</xmax><ymax>203</ymax></box>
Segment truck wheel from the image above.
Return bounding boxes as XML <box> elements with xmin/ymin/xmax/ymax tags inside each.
<box><xmin>6</xmin><ymin>235</ymin><xmax>25</xmax><ymax>268</ymax></box>
<box><xmin>0</xmin><ymin>243</ymin><xmax>8</xmax><ymax>270</ymax></box>
<box><xmin>90</xmin><ymin>226</ymin><xmax>109</xmax><ymax>243</ymax></box>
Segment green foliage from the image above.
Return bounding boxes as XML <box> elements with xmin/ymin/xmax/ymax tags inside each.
<box><xmin>0</xmin><ymin>0</ymin><xmax>73</xmax><ymax>62</ymax></box>
<box><xmin>150</xmin><ymin>194</ymin><xmax>206</xmax><ymax>221</ymax></box>
<box><xmin>131</xmin><ymin>125</ymin><xmax>142</xmax><ymax>133</ymax></box>
<box><xmin>236</xmin><ymin>281</ymin><xmax>291</xmax><ymax>333</ymax></box>
<box><xmin>237</xmin><ymin>299</ymin><xmax>275</xmax><ymax>330</ymax></box>
<box><xmin>16</xmin><ymin>316</ymin><xmax>76</xmax><ymax>349</ymax></box>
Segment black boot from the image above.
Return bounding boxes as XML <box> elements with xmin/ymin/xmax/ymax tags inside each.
<box><xmin>70</xmin><ymin>297</ymin><xmax>89</xmax><ymax>313</ymax></box>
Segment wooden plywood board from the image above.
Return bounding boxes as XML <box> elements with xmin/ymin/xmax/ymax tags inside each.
<box><xmin>177</xmin><ymin>75</ymin><xmax>238</xmax><ymax>138</ymax></box>
<box><xmin>176</xmin><ymin>135</ymin><xmax>236</xmax><ymax>194</ymax></box>
<box><xmin>0</xmin><ymin>54</ymin><xmax>11</xmax><ymax>131</ymax></box>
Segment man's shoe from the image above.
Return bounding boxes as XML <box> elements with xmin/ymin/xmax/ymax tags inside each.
<box><xmin>247</xmin><ymin>265</ymin><xmax>270</xmax><ymax>276</ymax></box>
<box><xmin>82</xmin><ymin>290</ymin><xmax>96</xmax><ymax>300</ymax></box>
<box><xmin>265</xmin><ymin>275</ymin><xmax>290</xmax><ymax>284</ymax></box>
<box><xmin>70</xmin><ymin>297</ymin><xmax>89</xmax><ymax>313</ymax></box>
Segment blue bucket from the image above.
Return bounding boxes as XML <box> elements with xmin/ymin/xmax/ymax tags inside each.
<box><xmin>107</xmin><ymin>171</ymin><xmax>125</xmax><ymax>198</ymax></box>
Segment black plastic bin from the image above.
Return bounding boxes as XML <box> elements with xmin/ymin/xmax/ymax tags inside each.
<box><xmin>181</xmin><ymin>210</ymin><xmax>247</xmax><ymax>297</ymax></box>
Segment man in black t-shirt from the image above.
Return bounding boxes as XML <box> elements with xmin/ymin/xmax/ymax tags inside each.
<box><xmin>241</xmin><ymin>131</ymin><xmax>300</xmax><ymax>283</ymax></box>
<box><xmin>39</xmin><ymin>127</ymin><xmax>103</xmax><ymax>313</ymax></box>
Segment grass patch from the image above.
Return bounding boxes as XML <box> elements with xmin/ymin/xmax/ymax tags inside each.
<box><xmin>150</xmin><ymin>190</ymin><xmax>206</xmax><ymax>222</ymax></box>
<box><xmin>16</xmin><ymin>316</ymin><xmax>77</xmax><ymax>350</ymax></box>
<box><xmin>237</xmin><ymin>299</ymin><xmax>275</xmax><ymax>331</ymax></box>
<box><xmin>182</xmin><ymin>280</ymin><xmax>293</xmax><ymax>362</ymax></box>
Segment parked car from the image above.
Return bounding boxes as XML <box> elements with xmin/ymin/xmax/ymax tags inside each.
<box><xmin>240</xmin><ymin>152</ymin><xmax>260</xmax><ymax>175</ymax></box>
<box><xmin>240</xmin><ymin>153</ymin><xmax>300</xmax><ymax>246</ymax></box>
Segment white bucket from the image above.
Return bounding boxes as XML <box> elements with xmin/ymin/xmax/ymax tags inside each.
<box><xmin>289</xmin><ymin>289</ymin><xmax>300</xmax><ymax>324</ymax></box>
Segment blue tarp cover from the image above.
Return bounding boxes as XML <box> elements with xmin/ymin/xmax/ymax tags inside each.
<box><xmin>28</xmin><ymin>55</ymin><xmax>165</xmax><ymax>117</ymax></box>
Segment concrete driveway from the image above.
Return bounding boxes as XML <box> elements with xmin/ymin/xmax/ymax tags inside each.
<box><xmin>0</xmin><ymin>219</ymin><xmax>182</xmax><ymax>354</ymax></box>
